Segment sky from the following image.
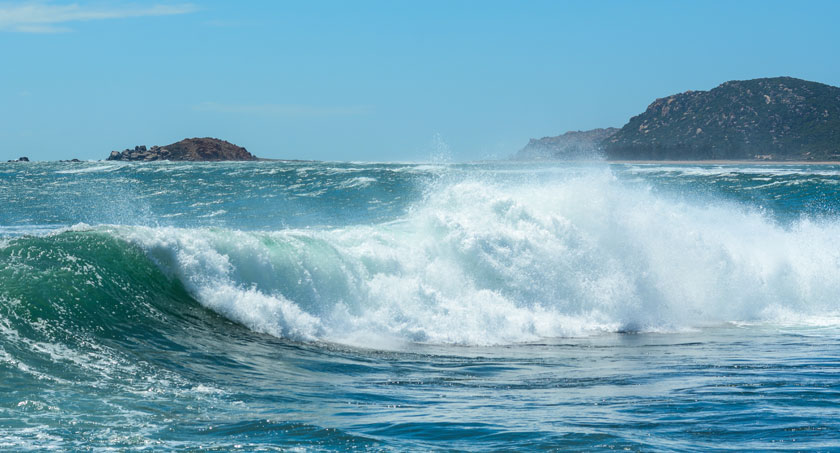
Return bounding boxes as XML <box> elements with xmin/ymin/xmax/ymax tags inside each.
<box><xmin>1</xmin><ymin>0</ymin><xmax>839</xmax><ymax>162</ymax></box>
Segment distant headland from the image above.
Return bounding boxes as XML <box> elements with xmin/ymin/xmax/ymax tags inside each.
<box><xmin>107</xmin><ymin>137</ymin><xmax>257</xmax><ymax>161</ymax></box>
<box><xmin>517</xmin><ymin>77</ymin><xmax>840</xmax><ymax>161</ymax></box>
<box><xmin>516</xmin><ymin>128</ymin><xmax>618</xmax><ymax>161</ymax></box>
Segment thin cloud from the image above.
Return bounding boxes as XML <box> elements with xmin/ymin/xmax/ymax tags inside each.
<box><xmin>0</xmin><ymin>2</ymin><xmax>198</xmax><ymax>33</ymax></box>
<box><xmin>195</xmin><ymin>102</ymin><xmax>374</xmax><ymax>117</ymax></box>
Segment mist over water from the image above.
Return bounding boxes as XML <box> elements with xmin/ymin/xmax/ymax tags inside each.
<box><xmin>2</xmin><ymin>160</ymin><xmax>840</xmax><ymax>450</ymax></box>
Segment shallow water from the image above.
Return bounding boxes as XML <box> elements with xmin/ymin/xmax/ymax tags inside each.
<box><xmin>1</xmin><ymin>160</ymin><xmax>839</xmax><ymax>450</ymax></box>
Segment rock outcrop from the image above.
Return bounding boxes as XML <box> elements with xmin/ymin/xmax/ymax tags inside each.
<box><xmin>515</xmin><ymin>128</ymin><xmax>618</xmax><ymax>160</ymax></box>
<box><xmin>107</xmin><ymin>138</ymin><xmax>256</xmax><ymax>161</ymax></box>
<box><xmin>7</xmin><ymin>157</ymin><xmax>29</xmax><ymax>162</ymax></box>
<box><xmin>603</xmin><ymin>77</ymin><xmax>840</xmax><ymax>160</ymax></box>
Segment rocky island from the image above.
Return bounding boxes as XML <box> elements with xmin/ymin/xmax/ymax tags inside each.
<box><xmin>519</xmin><ymin>77</ymin><xmax>840</xmax><ymax>161</ymax></box>
<box><xmin>107</xmin><ymin>137</ymin><xmax>256</xmax><ymax>161</ymax></box>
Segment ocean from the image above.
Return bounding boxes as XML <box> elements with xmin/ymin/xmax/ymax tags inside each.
<box><xmin>1</xmin><ymin>160</ymin><xmax>839</xmax><ymax>450</ymax></box>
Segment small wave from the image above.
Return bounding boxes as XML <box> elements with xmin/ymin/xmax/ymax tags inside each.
<box><xmin>54</xmin><ymin>165</ymin><xmax>123</xmax><ymax>174</ymax></box>
<box><xmin>198</xmin><ymin>210</ymin><xmax>227</xmax><ymax>218</ymax></box>
<box><xmin>337</xmin><ymin>176</ymin><xmax>376</xmax><ymax>189</ymax></box>
<box><xmin>0</xmin><ymin>224</ymin><xmax>70</xmax><ymax>238</ymax></box>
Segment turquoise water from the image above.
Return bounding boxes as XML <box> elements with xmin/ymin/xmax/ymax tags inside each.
<box><xmin>1</xmin><ymin>160</ymin><xmax>840</xmax><ymax>450</ymax></box>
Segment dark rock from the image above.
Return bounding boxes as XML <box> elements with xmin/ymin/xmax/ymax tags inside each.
<box><xmin>603</xmin><ymin>77</ymin><xmax>840</xmax><ymax>160</ymax></box>
<box><xmin>106</xmin><ymin>137</ymin><xmax>257</xmax><ymax>161</ymax></box>
<box><xmin>7</xmin><ymin>157</ymin><xmax>29</xmax><ymax>162</ymax></box>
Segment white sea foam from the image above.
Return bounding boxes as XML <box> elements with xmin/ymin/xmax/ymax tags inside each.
<box><xmin>54</xmin><ymin>165</ymin><xmax>123</xmax><ymax>174</ymax></box>
<box><xmin>336</xmin><ymin>176</ymin><xmax>376</xmax><ymax>189</ymax></box>
<box><xmin>620</xmin><ymin>164</ymin><xmax>840</xmax><ymax>177</ymax></box>
<box><xmin>112</xmin><ymin>168</ymin><xmax>840</xmax><ymax>346</ymax></box>
<box><xmin>197</xmin><ymin>209</ymin><xmax>227</xmax><ymax>218</ymax></box>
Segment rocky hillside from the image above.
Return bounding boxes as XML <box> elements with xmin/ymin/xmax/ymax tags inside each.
<box><xmin>515</xmin><ymin>128</ymin><xmax>618</xmax><ymax>160</ymax></box>
<box><xmin>107</xmin><ymin>137</ymin><xmax>256</xmax><ymax>161</ymax></box>
<box><xmin>603</xmin><ymin>77</ymin><xmax>840</xmax><ymax>160</ymax></box>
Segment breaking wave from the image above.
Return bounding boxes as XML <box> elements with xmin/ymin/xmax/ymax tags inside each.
<box><xmin>4</xmin><ymin>169</ymin><xmax>840</xmax><ymax>347</ymax></box>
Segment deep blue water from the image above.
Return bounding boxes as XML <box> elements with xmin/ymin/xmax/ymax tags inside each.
<box><xmin>1</xmin><ymin>160</ymin><xmax>840</xmax><ymax>450</ymax></box>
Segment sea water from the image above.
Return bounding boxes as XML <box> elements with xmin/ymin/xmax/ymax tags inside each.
<box><xmin>1</xmin><ymin>160</ymin><xmax>839</xmax><ymax>450</ymax></box>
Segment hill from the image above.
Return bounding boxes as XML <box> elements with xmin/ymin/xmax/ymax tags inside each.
<box><xmin>602</xmin><ymin>77</ymin><xmax>840</xmax><ymax>160</ymax></box>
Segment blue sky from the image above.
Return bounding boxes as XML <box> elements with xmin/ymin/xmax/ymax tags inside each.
<box><xmin>2</xmin><ymin>0</ymin><xmax>839</xmax><ymax>161</ymax></box>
